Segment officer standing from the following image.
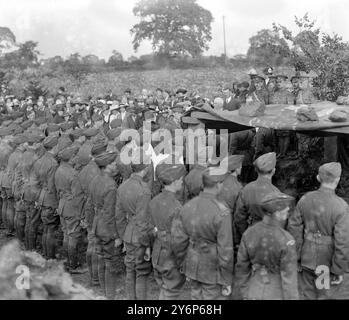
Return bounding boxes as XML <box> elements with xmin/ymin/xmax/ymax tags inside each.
<box><xmin>234</xmin><ymin>152</ymin><xmax>280</xmax><ymax>245</ymax></box>
<box><xmin>148</xmin><ymin>163</ymin><xmax>187</xmax><ymax>299</ymax></box>
<box><xmin>171</xmin><ymin>167</ymin><xmax>234</xmax><ymax>300</ymax></box>
<box><xmin>235</xmin><ymin>192</ymin><xmax>299</xmax><ymax>300</ymax></box>
<box><xmin>287</xmin><ymin>162</ymin><xmax>349</xmax><ymax>299</ymax></box>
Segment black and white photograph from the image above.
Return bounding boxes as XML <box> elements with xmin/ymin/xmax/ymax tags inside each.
<box><xmin>0</xmin><ymin>0</ymin><xmax>349</xmax><ymax>308</ymax></box>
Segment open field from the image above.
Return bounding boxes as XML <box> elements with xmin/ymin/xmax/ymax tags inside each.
<box><xmin>8</xmin><ymin>66</ymin><xmax>295</xmax><ymax>100</ymax></box>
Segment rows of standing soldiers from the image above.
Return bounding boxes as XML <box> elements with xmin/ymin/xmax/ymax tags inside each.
<box><xmin>0</xmin><ymin>69</ymin><xmax>348</xmax><ymax>300</ymax></box>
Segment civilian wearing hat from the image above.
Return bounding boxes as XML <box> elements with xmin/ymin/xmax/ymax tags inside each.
<box><xmin>235</xmin><ymin>191</ymin><xmax>299</xmax><ymax>300</ymax></box>
<box><xmin>34</xmin><ymin>134</ymin><xmax>60</xmax><ymax>259</ymax></box>
<box><xmin>148</xmin><ymin>163</ymin><xmax>187</xmax><ymax>299</ymax></box>
<box><xmin>172</xmin><ymin>167</ymin><xmax>234</xmax><ymax>300</ymax></box>
<box><xmin>288</xmin><ymin>162</ymin><xmax>349</xmax><ymax>299</ymax></box>
<box><xmin>222</xmin><ymin>86</ymin><xmax>241</xmax><ymax>111</ymax></box>
<box><xmin>87</xmin><ymin>151</ymin><xmax>119</xmax><ymax>299</ymax></box>
<box><xmin>54</xmin><ymin>145</ymin><xmax>84</xmax><ymax>273</ymax></box>
<box><xmin>115</xmin><ymin>150</ymin><xmax>153</xmax><ymax>300</ymax></box>
<box><xmin>246</xmin><ymin>74</ymin><xmax>270</xmax><ymax>105</ymax></box>
<box><xmin>234</xmin><ymin>152</ymin><xmax>280</xmax><ymax>245</ymax></box>
<box><xmin>290</xmin><ymin>73</ymin><xmax>316</xmax><ymax>105</ymax></box>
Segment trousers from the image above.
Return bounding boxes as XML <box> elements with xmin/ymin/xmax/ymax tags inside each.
<box><xmin>40</xmin><ymin>206</ymin><xmax>60</xmax><ymax>259</ymax></box>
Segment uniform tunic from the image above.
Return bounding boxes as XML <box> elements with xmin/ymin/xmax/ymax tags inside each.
<box><xmin>171</xmin><ymin>192</ymin><xmax>234</xmax><ymax>300</ymax></box>
<box><xmin>234</xmin><ymin>176</ymin><xmax>280</xmax><ymax>244</ymax></box>
<box><xmin>235</xmin><ymin>215</ymin><xmax>299</xmax><ymax>300</ymax></box>
<box><xmin>287</xmin><ymin>186</ymin><xmax>349</xmax><ymax>299</ymax></box>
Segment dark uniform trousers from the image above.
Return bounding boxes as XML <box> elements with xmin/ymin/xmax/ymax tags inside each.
<box><xmin>1</xmin><ymin>191</ymin><xmax>7</xmax><ymax>229</ymax></box>
<box><xmin>14</xmin><ymin>199</ymin><xmax>27</xmax><ymax>242</ymax></box>
<box><xmin>40</xmin><ymin>206</ymin><xmax>60</xmax><ymax>259</ymax></box>
<box><xmin>86</xmin><ymin>228</ymin><xmax>99</xmax><ymax>286</ymax></box>
<box><xmin>95</xmin><ymin>237</ymin><xmax>121</xmax><ymax>300</ymax></box>
<box><xmin>24</xmin><ymin>201</ymin><xmax>40</xmax><ymax>250</ymax></box>
<box><xmin>190</xmin><ymin>280</ymin><xmax>226</xmax><ymax>300</ymax></box>
<box><xmin>5</xmin><ymin>188</ymin><xmax>15</xmax><ymax>234</ymax></box>
<box><xmin>124</xmin><ymin>242</ymin><xmax>152</xmax><ymax>300</ymax></box>
<box><xmin>153</xmin><ymin>232</ymin><xmax>186</xmax><ymax>300</ymax></box>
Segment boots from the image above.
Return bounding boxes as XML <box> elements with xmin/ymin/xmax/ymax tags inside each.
<box><xmin>105</xmin><ymin>265</ymin><xmax>117</xmax><ymax>300</ymax></box>
<box><xmin>136</xmin><ymin>275</ymin><xmax>148</xmax><ymax>300</ymax></box>
<box><xmin>125</xmin><ymin>270</ymin><xmax>136</xmax><ymax>300</ymax></box>
<box><xmin>6</xmin><ymin>198</ymin><xmax>15</xmax><ymax>235</ymax></box>
<box><xmin>98</xmin><ymin>257</ymin><xmax>106</xmax><ymax>294</ymax></box>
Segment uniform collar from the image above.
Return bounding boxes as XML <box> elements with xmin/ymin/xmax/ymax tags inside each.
<box><xmin>262</xmin><ymin>215</ymin><xmax>283</xmax><ymax>228</ymax></box>
<box><xmin>199</xmin><ymin>191</ymin><xmax>217</xmax><ymax>199</ymax></box>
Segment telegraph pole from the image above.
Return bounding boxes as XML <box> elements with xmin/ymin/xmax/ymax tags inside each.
<box><xmin>223</xmin><ymin>15</ymin><xmax>227</xmax><ymax>64</ymax></box>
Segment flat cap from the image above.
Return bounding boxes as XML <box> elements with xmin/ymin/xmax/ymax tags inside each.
<box><xmin>55</xmin><ymin>135</ymin><xmax>73</xmax><ymax>154</ymax></box>
<box><xmin>58</xmin><ymin>145</ymin><xmax>79</xmax><ymax>162</ymax></box>
<box><xmin>91</xmin><ymin>138</ymin><xmax>108</xmax><ymax>155</ymax></box>
<box><xmin>47</xmin><ymin>123</ymin><xmax>61</xmax><ymax>133</ymax></box>
<box><xmin>60</xmin><ymin>121</ymin><xmax>74</xmax><ymax>131</ymax></box>
<box><xmin>254</xmin><ymin>152</ymin><xmax>276</xmax><ymax>172</ymax></box>
<box><xmin>94</xmin><ymin>151</ymin><xmax>118</xmax><ymax>167</ymax></box>
<box><xmin>202</xmin><ymin>167</ymin><xmax>229</xmax><ymax>185</ymax></box>
<box><xmin>43</xmin><ymin>135</ymin><xmax>59</xmax><ymax>149</ymax></box>
<box><xmin>223</xmin><ymin>155</ymin><xmax>244</xmax><ymax>172</ymax></box>
<box><xmin>318</xmin><ymin>162</ymin><xmax>342</xmax><ymax>182</ymax></box>
<box><xmin>21</xmin><ymin>120</ymin><xmax>34</xmax><ymax>130</ymax></box>
<box><xmin>13</xmin><ymin>134</ymin><xmax>28</xmax><ymax>146</ymax></box>
<box><xmin>83</xmin><ymin>128</ymin><xmax>98</xmax><ymax>138</ymax></box>
<box><xmin>27</xmin><ymin>132</ymin><xmax>45</xmax><ymax>144</ymax></box>
<box><xmin>156</xmin><ymin>163</ymin><xmax>187</xmax><ymax>185</ymax></box>
<box><xmin>261</xmin><ymin>192</ymin><xmax>294</xmax><ymax>214</ymax></box>
<box><xmin>107</xmin><ymin>128</ymin><xmax>122</xmax><ymax>141</ymax></box>
<box><xmin>110</xmin><ymin>118</ymin><xmax>122</xmax><ymax>129</ymax></box>
<box><xmin>70</xmin><ymin>128</ymin><xmax>84</xmax><ymax>140</ymax></box>
<box><xmin>34</xmin><ymin>118</ymin><xmax>47</xmax><ymax>126</ymax></box>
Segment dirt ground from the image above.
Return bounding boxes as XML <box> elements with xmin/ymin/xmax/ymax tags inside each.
<box><xmin>0</xmin><ymin>226</ymin><xmax>191</xmax><ymax>300</ymax></box>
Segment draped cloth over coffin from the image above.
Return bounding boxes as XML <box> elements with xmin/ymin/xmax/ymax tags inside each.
<box><xmin>187</xmin><ymin>101</ymin><xmax>349</xmax><ymax>135</ymax></box>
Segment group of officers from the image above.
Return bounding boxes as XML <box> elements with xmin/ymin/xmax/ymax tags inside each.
<box><xmin>0</xmin><ymin>67</ymin><xmax>348</xmax><ymax>301</ymax></box>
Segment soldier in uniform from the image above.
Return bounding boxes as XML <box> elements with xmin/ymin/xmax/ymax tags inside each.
<box><xmin>77</xmin><ymin>139</ymin><xmax>102</xmax><ymax>286</ymax></box>
<box><xmin>89</xmin><ymin>151</ymin><xmax>119</xmax><ymax>299</ymax></box>
<box><xmin>235</xmin><ymin>192</ymin><xmax>299</xmax><ymax>300</ymax></box>
<box><xmin>2</xmin><ymin>136</ymin><xmax>26</xmax><ymax>236</ymax></box>
<box><xmin>115</xmin><ymin>150</ymin><xmax>153</xmax><ymax>300</ymax></box>
<box><xmin>35</xmin><ymin>135</ymin><xmax>60</xmax><ymax>259</ymax></box>
<box><xmin>55</xmin><ymin>145</ymin><xmax>84</xmax><ymax>272</ymax></box>
<box><xmin>21</xmin><ymin>134</ymin><xmax>43</xmax><ymax>250</ymax></box>
<box><xmin>171</xmin><ymin>167</ymin><xmax>234</xmax><ymax>300</ymax></box>
<box><xmin>148</xmin><ymin>163</ymin><xmax>187</xmax><ymax>299</ymax></box>
<box><xmin>11</xmin><ymin>135</ymin><xmax>28</xmax><ymax>242</ymax></box>
<box><xmin>269</xmin><ymin>75</ymin><xmax>294</xmax><ymax>158</ymax></box>
<box><xmin>234</xmin><ymin>152</ymin><xmax>280</xmax><ymax>245</ymax></box>
<box><xmin>287</xmin><ymin>162</ymin><xmax>349</xmax><ymax>299</ymax></box>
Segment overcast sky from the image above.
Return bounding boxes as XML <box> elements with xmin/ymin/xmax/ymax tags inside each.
<box><xmin>0</xmin><ymin>0</ymin><xmax>348</xmax><ymax>60</ymax></box>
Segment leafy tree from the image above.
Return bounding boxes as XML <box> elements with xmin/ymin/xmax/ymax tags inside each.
<box><xmin>247</xmin><ymin>29</ymin><xmax>290</xmax><ymax>66</ymax></box>
<box><xmin>131</xmin><ymin>0</ymin><xmax>213</xmax><ymax>57</ymax></box>
<box><xmin>273</xmin><ymin>13</ymin><xmax>349</xmax><ymax>101</ymax></box>
<box><xmin>107</xmin><ymin>50</ymin><xmax>124</xmax><ymax>67</ymax></box>
<box><xmin>0</xmin><ymin>40</ymin><xmax>40</xmax><ymax>69</ymax></box>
